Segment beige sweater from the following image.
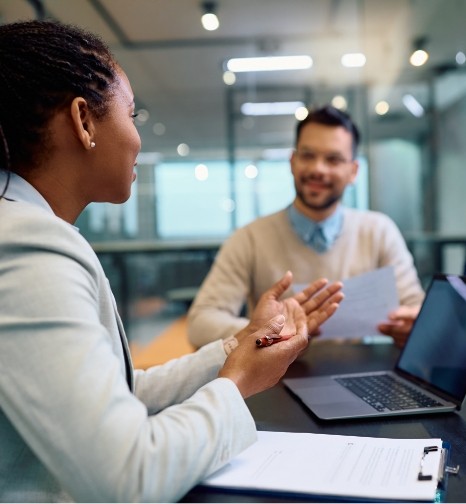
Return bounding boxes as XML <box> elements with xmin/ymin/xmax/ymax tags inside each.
<box><xmin>187</xmin><ymin>207</ymin><xmax>425</xmax><ymax>347</ymax></box>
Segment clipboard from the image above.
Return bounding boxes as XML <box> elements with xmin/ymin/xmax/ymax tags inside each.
<box><xmin>201</xmin><ymin>432</ymin><xmax>460</xmax><ymax>502</ymax></box>
<box><xmin>433</xmin><ymin>442</ymin><xmax>460</xmax><ymax>502</ymax></box>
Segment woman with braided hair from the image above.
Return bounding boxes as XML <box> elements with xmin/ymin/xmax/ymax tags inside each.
<box><xmin>0</xmin><ymin>20</ymin><xmax>342</xmax><ymax>502</ymax></box>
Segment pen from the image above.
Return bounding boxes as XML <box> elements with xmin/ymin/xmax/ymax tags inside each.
<box><xmin>256</xmin><ymin>335</ymin><xmax>282</xmax><ymax>347</ymax></box>
<box><xmin>256</xmin><ymin>334</ymin><xmax>295</xmax><ymax>347</ymax></box>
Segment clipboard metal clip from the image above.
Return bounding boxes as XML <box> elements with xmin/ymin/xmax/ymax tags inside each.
<box><xmin>418</xmin><ymin>444</ymin><xmax>460</xmax><ymax>484</ymax></box>
<box><xmin>438</xmin><ymin>445</ymin><xmax>460</xmax><ymax>481</ymax></box>
<box><xmin>418</xmin><ymin>446</ymin><xmax>438</xmax><ymax>481</ymax></box>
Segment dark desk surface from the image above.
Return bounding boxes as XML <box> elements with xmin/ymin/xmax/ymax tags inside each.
<box><xmin>182</xmin><ymin>342</ymin><xmax>466</xmax><ymax>503</ymax></box>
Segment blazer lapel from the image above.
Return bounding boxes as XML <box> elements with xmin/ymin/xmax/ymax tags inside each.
<box><xmin>115</xmin><ymin>308</ymin><xmax>134</xmax><ymax>391</ymax></box>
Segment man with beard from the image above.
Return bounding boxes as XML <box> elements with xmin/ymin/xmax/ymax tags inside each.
<box><xmin>188</xmin><ymin>105</ymin><xmax>424</xmax><ymax>349</ymax></box>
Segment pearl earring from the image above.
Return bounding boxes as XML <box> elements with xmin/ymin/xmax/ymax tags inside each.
<box><xmin>90</xmin><ymin>141</ymin><xmax>96</xmax><ymax>148</ymax></box>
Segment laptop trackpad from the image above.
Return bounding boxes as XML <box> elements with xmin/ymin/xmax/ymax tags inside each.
<box><xmin>285</xmin><ymin>376</ymin><xmax>358</xmax><ymax>404</ymax></box>
<box><xmin>284</xmin><ymin>376</ymin><xmax>375</xmax><ymax>419</ymax></box>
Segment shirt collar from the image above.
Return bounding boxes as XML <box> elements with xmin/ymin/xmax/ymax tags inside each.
<box><xmin>0</xmin><ymin>170</ymin><xmax>54</xmax><ymax>214</ymax></box>
<box><xmin>288</xmin><ymin>203</ymin><xmax>344</xmax><ymax>251</ymax></box>
<box><xmin>0</xmin><ymin>170</ymin><xmax>79</xmax><ymax>231</ymax></box>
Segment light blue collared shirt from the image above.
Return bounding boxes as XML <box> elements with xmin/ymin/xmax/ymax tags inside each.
<box><xmin>288</xmin><ymin>204</ymin><xmax>343</xmax><ymax>253</ymax></box>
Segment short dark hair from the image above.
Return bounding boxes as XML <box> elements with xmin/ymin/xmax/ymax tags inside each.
<box><xmin>295</xmin><ymin>105</ymin><xmax>360</xmax><ymax>158</ymax></box>
<box><xmin>0</xmin><ymin>19</ymin><xmax>118</xmax><ymax>172</ymax></box>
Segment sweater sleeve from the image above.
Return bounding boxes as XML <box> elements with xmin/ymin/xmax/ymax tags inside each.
<box><xmin>187</xmin><ymin>228</ymin><xmax>253</xmax><ymax>347</ymax></box>
<box><xmin>375</xmin><ymin>212</ymin><xmax>425</xmax><ymax>306</ymax></box>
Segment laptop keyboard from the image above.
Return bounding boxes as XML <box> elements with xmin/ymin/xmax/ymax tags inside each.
<box><xmin>335</xmin><ymin>374</ymin><xmax>443</xmax><ymax>412</ymax></box>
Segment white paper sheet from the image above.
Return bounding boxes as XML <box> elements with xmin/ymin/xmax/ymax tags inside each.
<box><xmin>202</xmin><ymin>431</ymin><xmax>443</xmax><ymax>502</ymax></box>
<box><xmin>294</xmin><ymin>266</ymin><xmax>399</xmax><ymax>340</ymax></box>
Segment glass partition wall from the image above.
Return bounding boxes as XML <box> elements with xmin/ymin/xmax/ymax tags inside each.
<box><xmin>73</xmin><ymin>0</ymin><xmax>466</xmax><ymax>338</ymax></box>
<box><xmin>4</xmin><ymin>0</ymin><xmax>465</xmax><ymax>336</ymax></box>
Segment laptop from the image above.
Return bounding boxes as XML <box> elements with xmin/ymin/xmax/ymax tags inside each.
<box><xmin>283</xmin><ymin>273</ymin><xmax>466</xmax><ymax>420</ymax></box>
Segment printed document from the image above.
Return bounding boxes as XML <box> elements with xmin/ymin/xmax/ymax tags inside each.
<box><xmin>202</xmin><ymin>431</ymin><xmax>443</xmax><ymax>502</ymax></box>
<box><xmin>294</xmin><ymin>266</ymin><xmax>399</xmax><ymax>340</ymax></box>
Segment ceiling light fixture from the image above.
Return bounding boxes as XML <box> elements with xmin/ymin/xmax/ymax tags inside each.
<box><xmin>194</xmin><ymin>164</ymin><xmax>209</xmax><ymax>181</ymax></box>
<box><xmin>375</xmin><ymin>101</ymin><xmax>390</xmax><ymax>115</ymax></box>
<box><xmin>402</xmin><ymin>94</ymin><xmax>424</xmax><ymax>117</ymax></box>
<box><xmin>241</xmin><ymin>101</ymin><xmax>306</xmax><ymax>116</ymax></box>
<box><xmin>456</xmin><ymin>51</ymin><xmax>466</xmax><ymax>65</ymax></box>
<box><xmin>331</xmin><ymin>95</ymin><xmax>348</xmax><ymax>110</ymax></box>
<box><xmin>341</xmin><ymin>53</ymin><xmax>366</xmax><ymax>68</ymax></box>
<box><xmin>226</xmin><ymin>55</ymin><xmax>312</xmax><ymax>73</ymax></box>
<box><xmin>295</xmin><ymin>106</ymin><xmax>309</xmax><ymax>120</ymax></box>
<box><xmin>244</xmin><ymin>164</ymin><xmax>258</xmax><ymax>179</ymax></box>
<box><xmin>222</xmin><ymin>70</ymin><xmax>236</xmax><ymax>85</ymax></box>
<box><xmin>177</xmin><ymin>143</ymin><xmax>190</xmax><ymax>156</ymax></box>
<box><xmin>201</xmin><ymin>1</ymin><xmax>219</xmax><ymax>31</ymax></box>
<box><xmin>409</xmin><ymin>37</ymin><xmax>429</xmax><ymax>67</ymax></box>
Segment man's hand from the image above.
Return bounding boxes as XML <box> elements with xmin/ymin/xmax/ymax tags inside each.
<box><xmin>293</xmin><ymin>278</ymin><xmax>344</xmax><ymax>336</ymax></box>
<box><xmin>236</xmin><ymin>271</ymin><xmax>343</xmax><ymax>343</ymax></box>
<box><xmin>377</xmin><ymin>305</ymin><xmax>420</xmax><ymax>348</ymax></box>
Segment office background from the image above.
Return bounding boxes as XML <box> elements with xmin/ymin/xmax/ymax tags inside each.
<box><xmin>2</xmin><ymin>0</ymin><xmax>466</xmax><ymax>340</ymax></box>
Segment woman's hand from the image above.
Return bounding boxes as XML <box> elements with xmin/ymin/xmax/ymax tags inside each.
<box><xmin>219</xmin><ymin>314</ymin><xmax>309</xmax><ymax>398</ymax></box>
<box><xmin>221</xmin><ymin>272</ymin><xmax>344</xmax><ymax>399</ymax></box>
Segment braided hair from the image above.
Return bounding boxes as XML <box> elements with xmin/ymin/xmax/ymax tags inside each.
<box><xmin>0</xmin><ymin>19</ymin><xmax>118</xmax><ymax>179</ymax></box>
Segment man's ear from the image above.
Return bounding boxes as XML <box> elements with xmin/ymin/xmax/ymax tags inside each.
<box><xmin>349</xmin><ymin>159</ymin><xmax>359</xmax><ymax>184</ymax></box>
<box><xmin>290</xmin><ymin>150</ymin><xmax>297</xmax><ymax>176</ymax></box>
<box><xmin>70</xmin><ymin>97</ymin><xmax>96</xmax><ymax>150</ymax></box>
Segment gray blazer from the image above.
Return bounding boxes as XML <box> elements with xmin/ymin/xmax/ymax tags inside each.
<box><xmin>0</xmin><ymin>178</ymin><xmax>256</xmax><ymax>502</ymax></box>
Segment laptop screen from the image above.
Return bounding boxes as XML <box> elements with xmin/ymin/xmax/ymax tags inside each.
<box><xmin>397</xmin><ymin>274</ymin><xmax>466</xmax><ymax>402</ymax></box>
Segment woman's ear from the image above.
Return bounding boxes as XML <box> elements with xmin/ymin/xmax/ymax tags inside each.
<box><xmin>70</xmin><ymin>97</ymin><xmax>96</xmax><ymax>150</ymax></box>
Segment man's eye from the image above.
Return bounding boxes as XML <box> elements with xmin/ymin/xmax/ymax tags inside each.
<box><xmin>131</xmin><ymin>113</ymin><xmax>139</xmax><ymax>119</ymax></box>
<box><xmin>298</xmin><ymin>152</ymin><xmax>315</xmax><ymax>162</ymax></box>
<box><xmin>326</xmin><ymin>156</ymin><xmax>346</xmax><ymax>166</ymax></box>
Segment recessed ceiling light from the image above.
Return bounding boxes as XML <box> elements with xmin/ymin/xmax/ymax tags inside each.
<box><xmin>153</xmin><ymin>123</ymin><xmax>166</xmax><ymax>136</ymax></box>
<box><xmin>341</xmin><ymin>53</ymin><xmax>366</xmax><ymax>68</ymax></box>
<box><xmin>295</xmin><ymin>107</ymin><xmax>309</xmax><ymax>120</ymax></box>
<box><xmin>200</xmin><ymin>1</ymin><xmax>219</xmax><ymax>31</ymax></box>
<box><xmin>177</xmin><ymin>143</ymin><xmax>190</xmax><ymax>156</ymax></box>
<box><xmin>331</xmin><ymin>95</ymin><xmax>348</xmax><ymax>110</ymax></box>
<box><xmin>226</xmin><ymin>55</ymin><xmax>312</xmax><ymax>73</ymax></box>
<box><xmin>409</xmin><ymin>37</ymin><xmax>429</xmax><ymax>67</ymax></box>
<box><xmin>410</xmin><ymin>49</ymin><xmax>429</xmax><ymax>67</ymax></box>
<box><xmin>375</xmin><ymin>101</ymin><xmax>390</xmax><ymax>115</ymax></box>
<box><xmin>244</xmin><ymin>164</ymin><xmax>258</xmax><ymax>179</ymax></box>
<box><xmin>402</xmin><ymin>94</ymin><xmax>424</xmax><ymax>117</ymax></box>
<box><xmin>241</xmin><ymin>101</ymin><xmax>305</xmax><ymax>116</ymax></box>
<box><xmin>223</xmin><ymin>70</ymin><xmax>236</xmax><ymax>85</ymax></box>
<box><xmin>456</xmin><ymin>51</ymin><xmax>466</xmax><ymax>65</ymax></box>
<box><xmin>194</xmin><ymin>164</ymin><xmax>209</xmax><ymax>181</ymax></box>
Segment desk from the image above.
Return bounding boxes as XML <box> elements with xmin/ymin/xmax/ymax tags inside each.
<box><xmin>182</xmin><ymin>342</ymin><xmax>466</xmax><ymax>503</ymax></box>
